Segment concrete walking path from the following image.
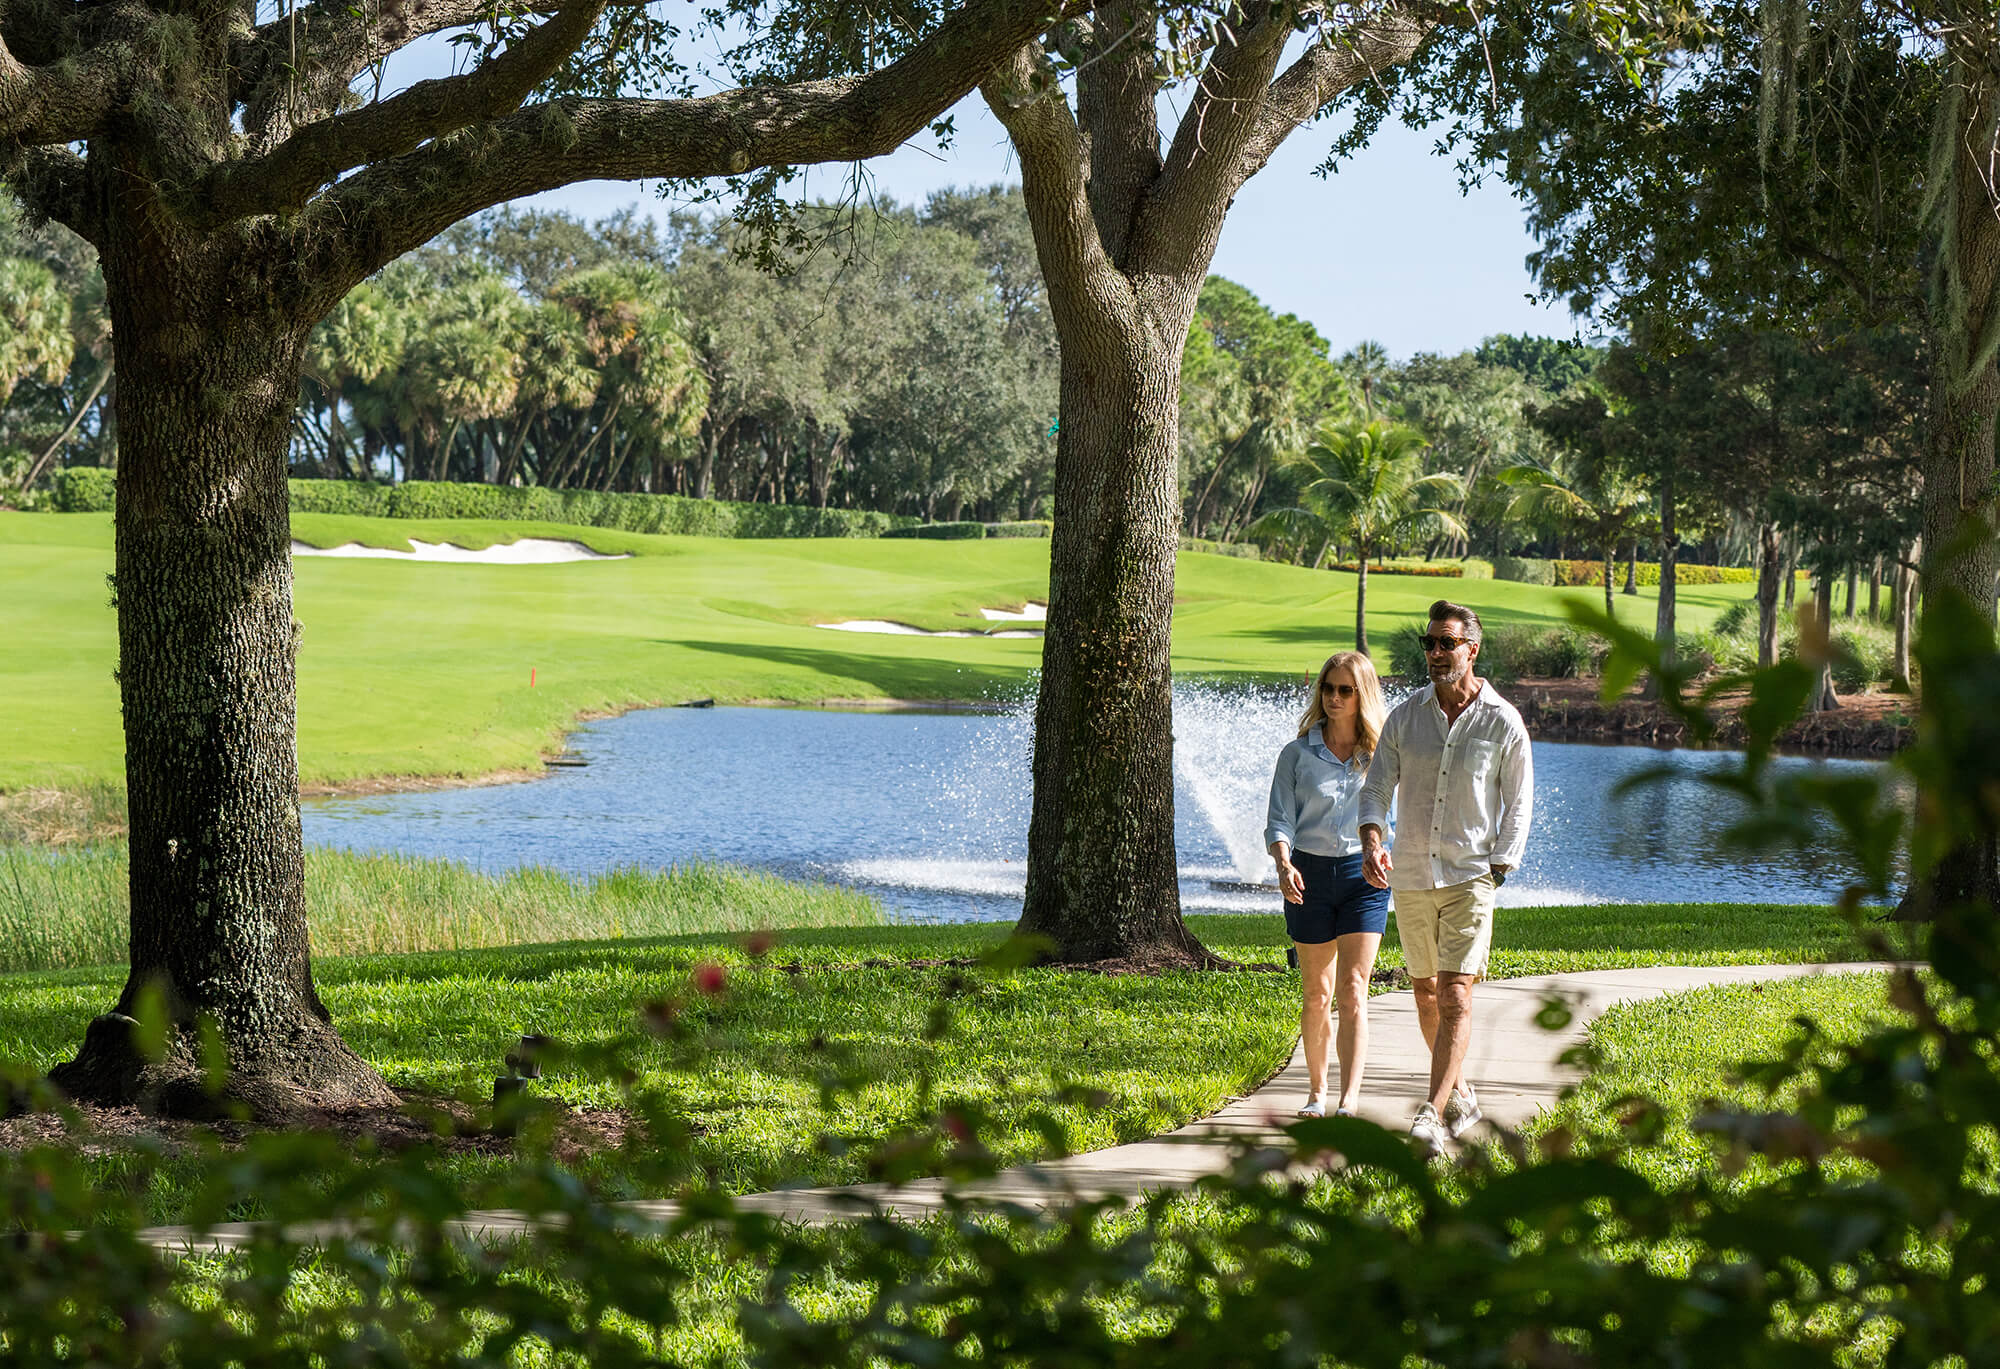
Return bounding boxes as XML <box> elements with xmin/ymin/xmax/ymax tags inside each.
<box><xmin>142</xmin><ymin>961</ymin><xmax>1892</xmax><ymax>1250</ymax></box>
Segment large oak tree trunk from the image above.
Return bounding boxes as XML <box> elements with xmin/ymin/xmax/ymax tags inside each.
<box><xmin>1912</xmin><ymin>56</ymin><xmax>2000</xmax><ymax>927</ymax></box>
<box><xmin>1015</xmin><ymin>315</ymin><xmax>1213</xmax><ymax>966</ymax></box>
<box><xmin>981</xmin><ymin>2</ymin><xmax>1432</xmax><ymax>966</ymax></box>
<box><xmin>49</xmin><ymin>233</ymin><xmax>394</xmax><ymax>1120</ymax></box>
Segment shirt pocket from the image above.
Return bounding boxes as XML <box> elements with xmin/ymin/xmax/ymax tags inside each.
<box><xmin>1460</xmin><ymin>738</ymin><xmax>1501</xmax><ymax>782</ymax></box>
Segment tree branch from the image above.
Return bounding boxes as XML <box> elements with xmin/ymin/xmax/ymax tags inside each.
<box><xmin>1076</xmin><ymin>0</ymin><xmax>1161</xmax><ymax>265</ymax></box>
<box><xmin>200</xmin><ymin>1</ymin><xmax>608</xmax><ymax>224</ymax></box>
<box><xmin>292</xmin><ymin>0</ymin><xmax>1086</xmax><ymax>309</ymax></box>
<box><xmin>982</xmin><ymin>39</ymin><xmax>1140</xmax><ymax>334</ymax></box>
<box><xmin>1140</xmin><ymin>0</ymin><xmax>1297</xmax><ymax>272</ymax></box>
<box><xmin>232</xmin><ymin>0</ymin><xmax>626</xmax><ymax>140</ymax></box>
<box><xmin>1237</xmin><ymin>5</ymin><xmax>1436</xmax><ymax>181</ymax></box>
<box><xmin>0</xmin><ymin>144</ymin><xmax>100</xmax><ymax>243</ymax></box>
<box><xmin>0</xmin><ymin>31</ymin><xmax>130</xmax><ymax>147</ymax></box>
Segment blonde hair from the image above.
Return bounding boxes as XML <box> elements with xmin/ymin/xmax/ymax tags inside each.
<box><xmin>1296</xmin><ymin>650</ymin><xmax>1387</xmax><ymax>759</ymax></box>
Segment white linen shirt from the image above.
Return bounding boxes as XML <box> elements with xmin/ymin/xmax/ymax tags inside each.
<box><xmin>1263</xmin><ymin>725</ymin><xmax>1369</xmax><ymax>858</ymax></box>
<box><xmin>1357</xmin><ymin>680</ymin><xmax>1533</xmax><ymax>891</ymax></box>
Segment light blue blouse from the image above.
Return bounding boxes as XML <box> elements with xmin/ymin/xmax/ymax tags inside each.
<box><xmin>1264</xmin><ymin>725</ymin><xmax>1370</xmax><ymax>858</ymax></box>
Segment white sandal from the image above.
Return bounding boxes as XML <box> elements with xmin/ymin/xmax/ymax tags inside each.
<box><xmin>1296</xmin><ymin>1096</ymin><xmax>1326</xmax><ymax>1118</ymax></box>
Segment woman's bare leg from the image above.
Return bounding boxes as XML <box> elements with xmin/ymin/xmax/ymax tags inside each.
<box><xmin>1296</xmin><ymin>940</ymin><xmax>1340</xmax><ymax>1100</ymax></box>
<box><xmin>1333</xmin><ymin>931</ymin><xmax>1383</xmax><ymax>1113</ymax></box>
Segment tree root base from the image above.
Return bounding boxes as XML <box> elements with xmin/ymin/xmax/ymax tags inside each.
<box><xmin>49</xmin><ymin>1012</ymin><xmax>399</xmax><ymax>1123</ymax></box>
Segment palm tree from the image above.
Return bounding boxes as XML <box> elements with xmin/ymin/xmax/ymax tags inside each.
<box><xmin>1283</xmin><ymin>418</ymin><xmax>1467</xmax><ymax>657</ymax></box>
<box><xmin>303</xmin><ymin>282</ymin><xmax>405</xmax><ymax>480</ymax></box>
<box><xmin>1497</xmin><ymin>455</ymin><xmax>1651</xmax><ymax>620</ymax></box>
<box><xmin>0</xmin><ymin>257</ymin><xmax>73</xmax><ymax>408</ymax></box>
<box><xmin>1340</xmin><ymin>339</ymin><xmax>1392</xmax><ymax>419</ymax></box>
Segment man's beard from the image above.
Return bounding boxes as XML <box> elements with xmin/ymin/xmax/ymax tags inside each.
<box><xmin>1429</xmin><ymin>658</ymin><xmax>1469</xmax><ymax>685</ymax></box>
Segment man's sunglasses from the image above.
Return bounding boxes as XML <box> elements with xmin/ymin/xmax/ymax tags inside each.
<box><xmin>1319</xmin><ymin>682</ymin><xmax>1359</xmax><ymax>698</ymax></box>
<box><xmin>1417</xmin><ymin>634</ymin><xmax>1473</xmax><ymax>653</ymax></box>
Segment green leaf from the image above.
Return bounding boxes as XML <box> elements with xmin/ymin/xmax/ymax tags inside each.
<box><xmin>1286</xmin><ymin>1115</ymin><xmax>1439</xmax><ymax>1197</ymax></box>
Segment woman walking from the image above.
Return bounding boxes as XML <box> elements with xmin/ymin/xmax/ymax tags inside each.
<box><xmin>1264</xmin><ymin>651</ymin><xmax>1390</xmax><ymax>1118</ymax></box>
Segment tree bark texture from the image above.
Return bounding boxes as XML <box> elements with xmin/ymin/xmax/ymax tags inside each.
<box><xmin>1016</xmin><ymin>333</ymin><xmax>1211</xmax><ymax>964</ymax></box>
<box><xmin>1915</xmin><ymin>50</ymin><xmax>2000</xmax><ymax>924</ymax></box>
<box><xmin>49</xmin><ymin>218</ymin><xmax>395</xmax><ymax>1118</ymax></box>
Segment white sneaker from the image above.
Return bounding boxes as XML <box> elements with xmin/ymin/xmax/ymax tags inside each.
<box><xmin>1443</xmin><ymin>1084</ymin><xmax>1482</xmax><ymax>1138</ymax></box>
<box><xmin>1296</xmin><ymin>1096</ymin><xmax>1326</xmax><ymax>1119</ymax></box>
<box><xmin>1409</xmin><ymin>1103</ymin><xmax>1448</xmax><ymax>1157</ymax></box>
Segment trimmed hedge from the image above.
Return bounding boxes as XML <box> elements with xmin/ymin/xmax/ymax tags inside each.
<box><xmin>285</xmin><ymin>480</ymin><xmax>915</xmax><ymax>538</ymax></box>
<box><xmin>1178</xmin><ymin>536</ymin><xmax>1260</xmax><ymax>559</ymax></box>
<box><xmin>882</xmin><ymin>521</ymin><xmax>986</xmax><ymax>540</ymax></box>
<box><xmin>984</xmin><ymin>520</ymin><xmax>1053</xmax><ymax>538</ymax></box>
<box><xmin>1494</xmin><ymin>555</ymin><xmax>1765</xmax><ymax>587</ymax></box>
<box><xmin>52</xmin><ymin>466</ymin><xmax>116</xmax><ymax>512</ymax></box>
<box><xmin>289</xmin><ymin>480</ymin><xmax>394</xmax><ymax>516</ymax></box>
<box><xmin>1330</xmin><ymin>562</ymin><xmax>1464</xmax><ymax>578</ymax></box>
<box><xmin>1490</xmin><ymin>555</ymin><xmax>1557</xmax><ymax>586</ymax></box>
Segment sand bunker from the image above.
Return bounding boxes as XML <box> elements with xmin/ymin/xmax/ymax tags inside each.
<box><xmin>817</xmin><ymin>602</ymin><xmax>1047</xmax><ymax>637</ymax></box>
<box><xmin>818</xmin><ymin>618</ymin><xmax>1042</xmax><ymax>638</ymax></box>
<box><xmin>291</xmin><ymin>538</ymin><xmax>628</xmax><ymax>563</ymax></box>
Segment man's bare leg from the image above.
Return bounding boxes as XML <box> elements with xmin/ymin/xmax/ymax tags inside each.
<box><xmin>1426</xmin><ymin>970</ymin><xmax>1477</xmax><ymax>1114</ymax></box>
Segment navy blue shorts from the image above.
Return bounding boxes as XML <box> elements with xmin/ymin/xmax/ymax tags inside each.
<box><xmin>1283</xmin><ymin>850</ymin><xmax>1390</xmax><ymax>944</ymax></box>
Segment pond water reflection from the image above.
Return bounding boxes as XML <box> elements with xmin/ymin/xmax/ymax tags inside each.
<box><xmin>304</xmin><ymin>694</ymin><xmax>1893</xmax><ymax>922</ymax></box>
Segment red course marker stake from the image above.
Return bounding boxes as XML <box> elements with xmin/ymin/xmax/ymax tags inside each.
<box><xmin>530</xmin><ymin>668</ymin><xmax>537</xmax><ymax>687</ymax></box>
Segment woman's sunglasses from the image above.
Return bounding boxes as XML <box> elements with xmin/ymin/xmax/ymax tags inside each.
<box><xmin>1319</xmin><ymin>682</ymin><xmax>1359</xmax><ymax>698</ymax></box>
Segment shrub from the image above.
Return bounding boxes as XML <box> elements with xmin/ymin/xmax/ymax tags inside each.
<box><xmin>1459</xmin><ymin>558</ymin><xmax>1495</xmax><ymax>580</ymax></box>
<box><xmin>1713</xmin><ymin>598</ymin><xmax>1756</xmax><ymax>636</ymax></box>
<box><xmin>1830</xmin><ymin>620</ymin><xmax>1896</xmax><ymax>692</ymax></box>
<box><xmin>1386</xmin><ymin>629</ymin><xmax>1428</xmax><ymax>680</ymax></box>
<box><xmin>51</xmin><ymin>466</ymin><xmax>116</xmax><ymax>512</ymax></box>
<box><xmin>1491</xmin><ymin>555</ymin><xmax>1556</xmax><ymax>586</ymax></box>
<box><xmin>882</xmin><ymin>520</ymin><xmax>986</xmax><ymax>540</ymax></box>
<box><xmin>1473</xmin><ymin>623</ymin><xmax>1607</xmax><ymax>681</ymax></box>
<box><xmin>1677</xmin><ymin>628</ymin><xmax>1753</xmax><ymax>677</ymax></box>
<box><xmin>984</xmin><ymin>520</ymin><xmax>1053</xmax><ymax>538</ymax></box>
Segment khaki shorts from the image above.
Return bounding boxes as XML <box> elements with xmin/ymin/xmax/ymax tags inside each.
<box><xmin>1392</xmin><ymin>874</ymin><xmax>1497</xmax><ymax>979</ymax></box>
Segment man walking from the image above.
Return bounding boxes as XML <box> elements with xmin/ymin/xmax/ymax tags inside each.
<box><xmin>1358</xmin><ymin>600</ymin><xmax>1533</xmax><ymax>1156</ymax></box>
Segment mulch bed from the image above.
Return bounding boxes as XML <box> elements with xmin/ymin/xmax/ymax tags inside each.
<box><xmin>0</xmin><ymin>1092</ymin><xmax>643</xmax><ymax>1160</ymax></box>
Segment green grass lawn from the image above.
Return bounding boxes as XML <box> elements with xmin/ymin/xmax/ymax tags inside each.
<box><xmin>0</xmin><ymin>511</ymin><xmax>1758</xmax><ymax>789</ymax></box>
<box><xmin>1528</xmin><ymin>971</ymin><xmax>1899</xmax><ymax>1188</ymax></box>
<box><xmin>0</xmin><ymin>889</ymin><xmax>1875</xmax><ymax>1221</ymax></box>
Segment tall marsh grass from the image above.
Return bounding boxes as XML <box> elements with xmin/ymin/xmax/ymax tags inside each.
<box><xmin>0</xmin><ymin>846</ymin><xmax>884</xmax><ymax>973</ymax></box>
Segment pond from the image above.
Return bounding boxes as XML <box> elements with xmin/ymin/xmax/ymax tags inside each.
<box><xmin>302</xmin><ymin>688</ymin><xmax>1893</xmax><ymax>922</ymax></box>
